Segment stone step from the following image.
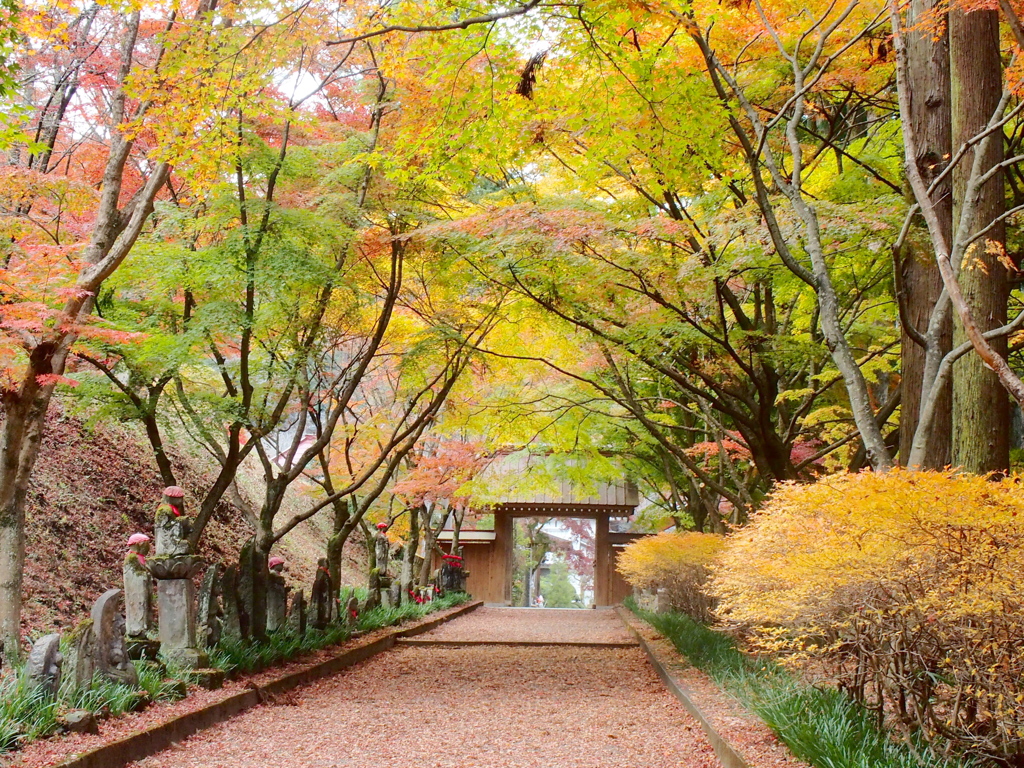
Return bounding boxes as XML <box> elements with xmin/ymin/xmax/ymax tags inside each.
<box><xmin>394</xmin><ymin>637</ymin><xmax>638</xmax><ymax>648</ymax></box>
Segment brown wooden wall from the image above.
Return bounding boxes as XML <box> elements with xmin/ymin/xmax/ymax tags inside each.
<box><xmin>436</xmin><ymin>519</ymin><xmax>650</xmax><ymax>606</ymax></box>
<box><xmin>459</xmin><ymin>544</ymin><xmax>501</xmax><ymax>602</ymax></box>
<box><xmin>609</xmin><ymin>546</ymin><xmax>634</xmax><ymax>604</ymax></box>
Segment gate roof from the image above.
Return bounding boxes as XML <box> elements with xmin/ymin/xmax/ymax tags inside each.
<box><xmin>480</xmin><ymin>451</ymin><xmax>639</xmax><ymax>516</ymax></box>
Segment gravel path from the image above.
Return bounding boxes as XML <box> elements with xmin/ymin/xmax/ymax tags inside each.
<box><xmin>132</xmin><ymin>609</ymin><xmax>719</xmax><ymax>768</ymax></box>
<box><xmin>417</xmin><ymin>607</ymin><xmax>635</xmax><ymax>644</ymax></box>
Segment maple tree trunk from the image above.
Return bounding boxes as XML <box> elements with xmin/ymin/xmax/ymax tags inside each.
<box><xmin>401</xmin><ymin>505</ymin><xmax>420</xmax><ymax>600</ymax></box>
<box><xmin>0</xmin><ymin>366</ymin><xmax>59</xmax><ymax>662</ymax></box>
<box><xmin>950</xmin><ymin>7</ymin><xmax>1009</xmax><ymax>474</ymax></box>
<box><xmin>326</xmin><ymin>496</ymin><xmax>356</xmax><ymax>595</ymax></box>
<box><xmin>418</xmin><ymin>507</ymin><xmax>435</xmax><ymax>587</ymax></box>
<box><xmin>449</xmin><ymin>508</ymin><xmax>464</xmax><ymax>553</ymax></box>
<box><xmin>900</xmin><ymin>0</ymin><xmax>953</xmax><ymax>469</ymax></box>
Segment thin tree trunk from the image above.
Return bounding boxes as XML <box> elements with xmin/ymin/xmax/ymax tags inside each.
<box><xmin>400</xmin><ymin>505</ymin><xmax>419</xmax><ymax>601</ymax></box>
<box><xmin>326</xmin><ymin>496</ymin><xmax>355</xmax><ymax>595</ymax></box>
<box><xmin>418</xmin><ymin>506</ymin><xmax>434</xmax><ymax>587</ymax></box>
<box><xmin>950</xmin><ymin>7</ymin><xmax>1009</xmax><ymax>474</ymax></box>
<box><xmin>449</xmin><ymin>507</ymin><xmax>464</xmax><ymax>553</ymax></box>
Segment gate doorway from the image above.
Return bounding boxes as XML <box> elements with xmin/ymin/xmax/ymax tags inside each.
<box><xmin>436</xmin><ymin>508</ymin><xmax>646</xmax><ymax>606</ymax></box>
<box><xmin>433</xmin><ymin>452</ymin><xmax>645</xmax><ymax>606</ymax></box>
<box><xmin>512</xmin><ymin>517</ymin><xmax>595</xmax><ymax>608</ymax></box>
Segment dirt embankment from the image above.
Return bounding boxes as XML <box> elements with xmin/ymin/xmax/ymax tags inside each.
<box><xmin>20</xmin><ymin>405</ymin><xmax>365</xmax><ymax>643</ymax></box>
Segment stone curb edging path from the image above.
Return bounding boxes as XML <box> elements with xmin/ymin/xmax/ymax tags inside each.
<box><xmin>615</xmin><ymin>606</ymin><xmax>748</xmax><ymax>768</ymax></box>
<box><xmin>52</xmin><ymin>600</ymin><xmax>483</xmax><ymax>768</ymax></box>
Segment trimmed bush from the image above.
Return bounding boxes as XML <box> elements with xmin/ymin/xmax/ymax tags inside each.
<box><xmin>631</xmin><ymin>603</ymin><xmax>959</xmax><ymax>768</ymax></box>
<box><xmin>617</xmin><ymin>531</ymin><xmax>724</xmax><ymax>622</ymax></box>
<box><xmin>711</xmin><ymin>470</ymin><xmax>1024</xmax><ymax>764</ymax></box>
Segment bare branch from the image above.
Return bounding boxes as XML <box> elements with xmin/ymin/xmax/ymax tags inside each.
<box><xmin>326</xmin><ymin>0</ymin><xmax>542</xmax><ymax>46</ymax></box>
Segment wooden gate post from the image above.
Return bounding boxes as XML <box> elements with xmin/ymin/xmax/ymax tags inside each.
<box><xmin>594</xmin><ymin>513</ymin><xmax>610</xmax><ymax>606</ymax></box>
<box><xmin>492</xmin><ymin>509</ymin><xmax>514</xmax><ymax>604</ymax></box>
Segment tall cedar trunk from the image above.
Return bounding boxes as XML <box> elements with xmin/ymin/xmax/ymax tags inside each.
<box><xmin>900</xmin><ymin>0</ymin><xmax>953</xmax><ymax>468</ymax></box>
<box><xmin>950</xmin><ymin>8</ymin><xmax>1010</xmax><ymax>473</ymax></box>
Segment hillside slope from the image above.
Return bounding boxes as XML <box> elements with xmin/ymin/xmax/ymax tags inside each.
<box><xmin>20</xmin><ymin>405</ymin><xmax>365</xmax><ymax>645</ymax></box>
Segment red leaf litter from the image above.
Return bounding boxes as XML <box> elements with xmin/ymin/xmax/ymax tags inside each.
<box><xmin>419</xmin><ymin>606</ymin><xmax>635</xmax><ymax>644</ymax></box>
<box><xmin>4</xmin><ymin>608</ymin><xmax>466</xmax><ymax>768</ymax></box>
<box><xmin>79</xmin><ymin>608</ymin><xmax>716</xmax><ymax>768</ymax></box>
<box><xmin>619</xmin><ymin>611</ymin><xmax>809</xmax><ymax>768</ymax></box>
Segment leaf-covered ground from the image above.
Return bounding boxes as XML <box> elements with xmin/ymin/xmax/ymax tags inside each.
<box><xmin>20</xmin><ymin>404</ymin><xmax>361</xmax><ymax>643</ymax></box>
<box><xmin>129</xmin><ymin>609</ymin><xmax>719</xmax><ymax>768</ymax></box>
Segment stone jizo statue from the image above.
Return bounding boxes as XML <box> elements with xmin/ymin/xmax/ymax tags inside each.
<box><xmin>27</xmin><ymin>633</ymin><xmax>63</xmax><ymax>697</ymax></box>
<box><xmin>148</xmin><ymin>487</ymin><xmax>206</xmax><ymax>668</ymax></box>
<box><xmin>288</xmin><ymin>589</ymin><xmax>307</xmax><ymax>637</ymax></box>
<box><xmin>154</xmin><ymin>485</ymin><xmax>190</xmax><ymax>556</ymax></box>
<box><xmin>374</xmin><ymin>522</ymin><xmax>391</xmax><ymax>579</ymax></box>
<box><xmin>266</xmin><ymin>556</ymin><xmax>290</xmax><ymax>633</ymax></box>
<box><xmin>91</xmin><ymin>589</ymin><xmax>138</xmax><ymax>685</ymax></box>
<box><xmin>309</xmin><ymin>558</ymin><xmax>334</xmax><ymax>630</ymax></box>
<box><xmin>124</xmin><ymin>533</ymin><xmax>154</xmax><ymax>639</ymax></box>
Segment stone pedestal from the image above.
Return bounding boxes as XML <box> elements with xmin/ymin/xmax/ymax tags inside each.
<box><xmin>157</xmin><ymin>578</ymin><xmax>208</xmax><ymax>668</ymax></box>
<box><xmin>238</xmin><ymin>539</ymin><xmax>267</xmax><ymax>641</ymax></box>
<box><xmin>220</xmin><ymin>565</ymin><xmax>244</xmax><ymax>641</ymax></box>
<box><xmin>190</xmin><ymin>668</ymin><xmax>226</xmax><ymax>690</ymax></box>
<box><xmin>197</xmin><ymin>565</ymin><xmax>223</xmax><ymax>649</ymax></box>
<box><xmin>399</xmin><ymin>545</ymin><xmax>414</xmax><ymax>604</ymax></box>
<box><xmin>363</xmin><ymin>569</ymin><xmax>381</xmax><ymax>613</ymax></box>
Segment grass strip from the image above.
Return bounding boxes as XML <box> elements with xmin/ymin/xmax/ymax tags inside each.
<box><xmin>0</xmin><ymin>662</ymin><xmax>185</xmax><ymax>754</ymax></box>
<box><xmin>628</xmin><ymin>600</ymin><xmax>968</xmax><ymax>768</ymax></box>
<box><xmin>208</xmin><ymin>592</ymin><xmax>468</xmax><ymax>675</ymax></box>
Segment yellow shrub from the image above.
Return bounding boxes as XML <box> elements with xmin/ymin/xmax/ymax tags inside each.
<box><xmin>617</xmin><ymin>532</ymin><xmax>725</xmax><ymax>621</ymax></box>
<box><xmin>711</xmin><ymin>470</ymin><xmax>1024</xmax><ymax>762</ymax></box>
